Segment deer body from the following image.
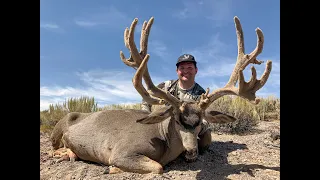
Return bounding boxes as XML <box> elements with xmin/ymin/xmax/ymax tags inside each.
<box><xmin>50</xmin><ymin>16</ymin><xmax>272</xmax><ymax>174</ymax></box>
<box><xmin>51</xmin><ymin>109</ymin><xmax>193</xmax><ymax>173</ymax></box>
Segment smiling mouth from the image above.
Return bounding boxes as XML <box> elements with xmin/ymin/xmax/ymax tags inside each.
<box><xmin>181</xmin><ymin>76</ymin><xmax>190</xmax><ymax>80</ymax></box>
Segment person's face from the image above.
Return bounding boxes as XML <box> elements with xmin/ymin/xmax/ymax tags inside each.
<box><xmin>176</xmin><ymin>62</ymin><xmax>198</xmax><ymax>82</ymax></box>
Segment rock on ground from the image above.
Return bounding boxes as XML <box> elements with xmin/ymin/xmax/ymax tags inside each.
<box><xmin>40</xmin><ymin>120</ymin><xmax>280</xmax><ymax>180</ymax></box>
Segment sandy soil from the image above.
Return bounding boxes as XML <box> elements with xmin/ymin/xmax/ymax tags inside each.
<box><xmin>40</xmin><ymin>120</ymin><xmax>280</xmax><ymax>180</ymax></box>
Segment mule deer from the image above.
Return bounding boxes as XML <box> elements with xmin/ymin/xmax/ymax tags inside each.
<box><xmin>50</xmin><ymin>16</ymin><xmax>272</xmax><ymax>174</ymax></box>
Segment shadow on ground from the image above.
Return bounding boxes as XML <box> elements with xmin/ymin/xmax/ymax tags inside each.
<box><xmin>164</xmin><ymin>141</ymin><xmax>280</xmax><ymax>180</ymax></box>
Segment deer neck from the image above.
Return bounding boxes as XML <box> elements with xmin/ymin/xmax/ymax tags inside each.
<box><xmin>157</xmin><ymin>116</ymin><xmax>184</xmax><ymax>165</ymax></box>
<box><xmin>158</xmin><ymin>117</ymin><xmax>183</xmax><ymax>150</ymax></box>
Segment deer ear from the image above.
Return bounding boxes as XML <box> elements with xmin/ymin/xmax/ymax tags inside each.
<box><xmin>204</xmin><ymin>110</ymin><xmax>237</xmax><ymax>124</ymax></box>
<box><xmin>136</xmin><ymin>105</ymin><xmax>173</xmax><ymax>124</ymax></box>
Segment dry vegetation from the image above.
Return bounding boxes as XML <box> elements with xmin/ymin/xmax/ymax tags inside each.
<box><xmin>40</xmin><ymin>96</ymin><xmax>280</xmax><ymax>179</ymax></box>
<box><xmin>40</xmin><ymin>95</ymin><xmax>280</xmax><ymax>135</ymax></box>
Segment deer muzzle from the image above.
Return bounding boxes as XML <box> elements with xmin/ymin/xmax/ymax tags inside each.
<box><xmin>180</xmin><ymin>130</ymin><xmax>199</xmax><ymax>162</ymax></box>
<box><xmin>184</xmin><ymin>148</ymin><xmax>198</xmax><ymax>162</ymax></box>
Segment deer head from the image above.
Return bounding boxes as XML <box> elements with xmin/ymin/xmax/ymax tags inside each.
<box><xmin>120</xmin><ymin>16</ymin><xmax>272</xmax><ymax>161</ymax></box>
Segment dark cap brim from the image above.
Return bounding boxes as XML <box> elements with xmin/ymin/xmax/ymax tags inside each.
<box><xmin>176</xmin><ymin>60</ymin><xmax>197</xmax><ymax>66</ymax></box>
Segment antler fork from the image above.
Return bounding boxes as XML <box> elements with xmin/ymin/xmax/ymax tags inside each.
<box><xmin>198</xmin><ymin>16</ymin><xmax>272</xmax><ymax>110</ymax></box>
<box><xmin>120</xmin><ymin>17</ymin><xmax>181</xmax><ymax>109</ymax></box>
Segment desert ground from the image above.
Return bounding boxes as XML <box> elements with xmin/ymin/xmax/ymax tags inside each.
<box><xmin>40</xmin><ymin>120</ymin><xmax>280</xmax><ymax>180</ymax></box>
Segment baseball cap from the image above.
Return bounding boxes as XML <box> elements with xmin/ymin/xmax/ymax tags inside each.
<box><xmin>176</xmin><ymin>54</ymin><xmax>197</xmax><ymax>67</ymax></box>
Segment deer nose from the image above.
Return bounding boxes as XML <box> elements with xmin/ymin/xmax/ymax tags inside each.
<box><xmin>185</xmin><ymin>148</ymin><xmax>198</xmax><ymax>162</ymax></box>
<box><xmin>187</xmin><ymin>149</ymin><xmax>197</xmax><ymax>156</ymax></box>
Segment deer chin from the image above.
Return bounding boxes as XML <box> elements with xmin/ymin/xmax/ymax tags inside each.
<box><xmin>184</xmin><ymin>149</ymin><xmax>198</xmax><ymax>162</ymax></box>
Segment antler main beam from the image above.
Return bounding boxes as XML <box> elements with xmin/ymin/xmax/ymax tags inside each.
<box><xmin>119</xmin><ymin>17</ymin><xmax>160</xmax><ymax>105</ymax></box>
<box><xmin>133</xmin><ymin>54</ymin><xmax>181</xmax><ymax>109</ymax></box>
<box><xmin>120</xmin><ymin>17</ymin><xmax>181</xmax><ymax>108</ymax></box>
<box><xmin>226</xmin><ymin>16</ymin><xmax>265</xmax><ymax>88</ymax></box>
<box><xmin>119</xmin><ymin>17</ymin><xmax>155</xmax><ymax>91</ymax></box>
<box><xmin>198</xmin><ymin>16</ymin><xmax>272</xmax><ymax>110</ymax></box>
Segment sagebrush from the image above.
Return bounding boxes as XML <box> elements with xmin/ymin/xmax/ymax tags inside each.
<box><xmin>40</xmin><ymin>95</ymin><xmax>280</xmax><ymax>134</ymax></box>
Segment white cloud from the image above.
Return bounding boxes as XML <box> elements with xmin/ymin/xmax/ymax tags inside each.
<box><xmin>119</xmin><ymin>18</ymin><xmax>170</xmax><ymax>61</ymax></box>
<box><xmin>40</xmin><ymin>22</ymin><xmax>64</xmax><ymax>33</ymax></box>
<box><xmin>74</xmin><ymin>20</ymin><xmax>99</xmax><ymax>27</ymax></box>
<box><xmin>40</xmin><ymin>99</ymin><xmax>53</xmax><ymax>111</ymax></box>
<box><xmin>207</xmin><ymin>82</ymin><xmax>225</xmax><ymax>91</ymax></box>
<box><xmin>149</xmin><ymin>40</ymin><xmax>169</xmax><ymax>59</ymax></box>
<box><xmin>40</xmin><ymin>86</ymin><xmax>87</xmax><ymax>97</ymax></box>
<box><xmin>40</xmin><ymin>69</ymin><xmax>169</xmax><ymax>111</ymax></box>
<box><xmin>181</xmin><ymin>33</ymin><xmax>235</xmax><ymax>78</ymax></box>
<box><xmin>173</xmin><ymin>0</ymin><xmax>233</xmax><ymax>26</ymax></box>
<box><xmin>74</xmin><ymin>6</ymin><xmax>130</xmax><ymax>28</ymax></box>
<box><xmin>40</xmin><ymin>59</ymin><xmax>279</xmax><ymax>111</ymax></box>
<box><xmin>183</xmin><ymin>33</ymin><xmax>231</xmax><ymax>64</ymax></box>
<box><xmin>256</xmin><ymin>88</ymin><xmax>279</xmax><ymax>98</ymax></box>
<box><xmin>198</xmin><ymin>62</ymin><xmax>235</xmax><ymax>78</ymax></box>
<box><xmin>40</xmin><ymin>23</ymin><xmax>59</xmax><ymax>29</ymax></box>
<box><xmin>204</xmin><ymin>60</ymin><xmax>278</xmax><ymax>92</ymax></box>
<box><xmin>40</xmin><ymin>98</ymin><xmax>66</xmax><ymax>111</ymax></box>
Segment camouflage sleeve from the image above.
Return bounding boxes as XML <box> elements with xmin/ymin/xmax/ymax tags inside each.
<box><xmin>192</xmin><ymin>83</ymin><xmax>206</xmax><ymax>101</ymax></box>
<box><xmin>157</xmin><ymin>81</ymin><xmax>166</xmax><ymax>90</ymax></box>
<box><xmin>140</xmin><ymin>81</ymin><xmax>166</xmax><ymax>112</ymax></box>
<box><xmin>196</xmin><ymin>83</ymin><xmax>206</xmax><ymax>95</ymax></box>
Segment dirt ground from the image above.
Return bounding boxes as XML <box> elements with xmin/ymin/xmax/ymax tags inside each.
<box><xmin>40</xmin><ymin>120</ymin><xmax>280</xmax><ymax>180</ymax></box>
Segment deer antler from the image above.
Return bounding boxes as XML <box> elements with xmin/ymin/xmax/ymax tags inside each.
<box><xmin>119</xmin><ymin>17</ymin><xmax>155</xmax><ymax>91</ymax></box>
<box><xmin>198</xmin><ymin>16</ymin><xmax>272</xmax><ymax>110</ymax></box>
<box><xmin>120</xmin><ymin>17</ymin><xmax>181</xmax><ymax>108</ymax></box>
<box><xmin>120</xmin><ymin>17</ymin><xmax>153</xmax><ymax>68</ymax></box>
<box><xmin>133</xmin><ymin>54</ymin><xmax>181</xmax><ymax>109</ymax></box>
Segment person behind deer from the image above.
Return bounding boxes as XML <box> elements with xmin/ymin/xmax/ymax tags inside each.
<box><xmin>141</xmin><ymin>53</ymin><xmax>212</xmax><ymax>154</ymax></box>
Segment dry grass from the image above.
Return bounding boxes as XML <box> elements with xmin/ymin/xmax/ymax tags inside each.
<box><xmin>100</xmin><ymin>103</ymin><xmax>141</xmax><ymax>110</ymax></box>
<box><xmin>40</xmin><ymin>95</ymin><xmax>280</xmax><ymax>134</ymax></box>
<box><xmin>208</xmin><ymin>95</ymin><xmax>280</xmax><ymax>134</ymax></box>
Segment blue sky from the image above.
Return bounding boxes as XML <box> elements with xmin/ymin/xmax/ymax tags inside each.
<box><xmin>40</xmin><ymin>0</ymin><xmax>280</xmax><ymax>111</ymax></box>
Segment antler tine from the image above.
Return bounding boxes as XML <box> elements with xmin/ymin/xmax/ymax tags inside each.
<box><xmin>136</xmin><ymin>17</ymin><xmax>158</xmax><ymax>91</ymax></box>
<box><xmin>252</xmin><ymin>60</ymin><xmax>272</xmax><ymax>92</ymax></box>
<box><xmin>119</xmin><ymin>17</ymin><xmax>154</xmax><ymax>88</ymax></box>
<box><xmin>120</xmin><ymin>17</ymin><xmax>154</xmax><ymax>69</ymax></box>
<box><xmin>140</xmin><ymin>17</ymin><xmax>153</xmax><ymax>58</ymax></box>
<box><xmin>134</xmin><ymin>54</ymin><xmax>181</xmax><ymax>108</ymax></box>
<box><xmin>226</xmin><ymin>16</ymin><xmax>264</xmax><ymax>88</ymax></box>
<box><xmin>121</xmin><ymin>17</ymin><xmax>181</xmax><ymax>108</ymax></box>
<box><xmin>234</xmin><ymin>16</ymin><xmax>245</xmax><ymax>57</ymax></box>
<box><xmin>249</xmin><ymin>28</ymin><xmax>264</xmax><ymax>62</ymax></box>
<box><xmin>132</xmin><ymin>54</ymin><xmax>165</xmax><ymax>105</ymax></box>
<box><xmin>198</xmin><ymin>16</ymin><xmax>272</xmax><ymax>110</ymax></box>
<box><xmin>120</xmin><ymin>18</ymin><xmax>141</xmax><ymax>68</ymax></box>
